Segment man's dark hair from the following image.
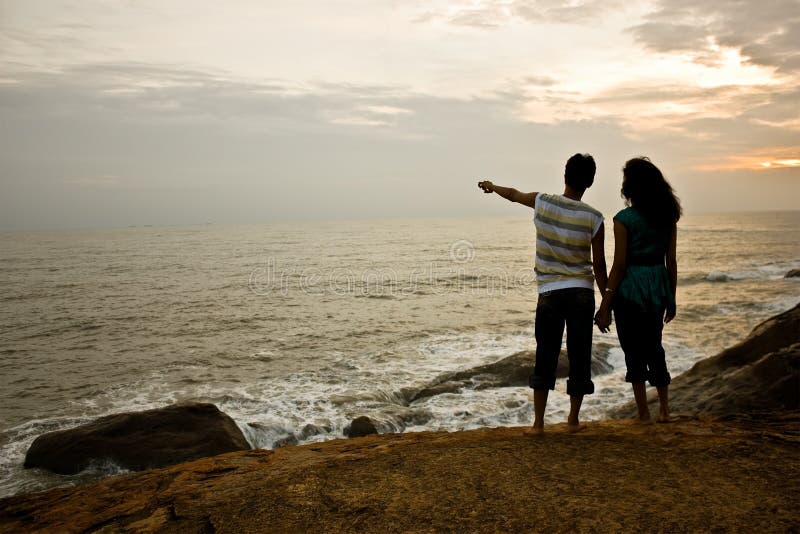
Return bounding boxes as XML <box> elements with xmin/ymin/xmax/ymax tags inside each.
<box><xmin>564</xmin><ymin>153</ymin><xmax>596</xmax><ymax>190</ymax></box>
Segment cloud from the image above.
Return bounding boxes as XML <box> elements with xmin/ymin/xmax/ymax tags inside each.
<box><xmin>330</xmin><ymin>116</ymin><xmax>389</xmax><ymax>127</ymax></box>
<box><xmin>628</xmin><ymin>0</ymin><xmax>800</xmax><ymax>74</ymax></box>
<box><xmin>509</xmin><ymin>76</ymin><xmax>797</xmax><ymax>141</ymax></box>
<box><xmin>414</xmin><ymin>0</ymin><xmax>624</xmax><ymax>29</ymax></box>
<box><xmin>751</xmin><ymin>117</ymin><xmax>800</xmax><ymax>130</ymax></box>
<box><xmin>361</xmin><ymin>105</ymin><xmax>413</xmax><ymax>116</ymax></box>
<box><xmin>512</xmin><ymin>0</ymin><xmax>625</xmax><ymax>24</ymax></box>
<box><xmin>0</xmin><ymin>62</ymin><xmax>420</xmax><ymax>139</ymax></box>
<box><xmin>328</xmin><ymin>105</ymin><xmax>415</xmax><ymax>129</ymax></box>
<box><xmin>0</xmin><ymin>61</ymin><xmax>604</xmax><ymax>229</ymax></box>
<box><xmin>3</xmin><ymin>59</ymin><xmax>793</xmax><ymax>161</ymax></box>
<box><xmin>691</xmin><ymin>148</ymin><xmax>800</xmax><ymax>171</ymax></box>
<box><xmin>1</xmin><ymin>58</ymin><xmax>798</xmax><ymax>231</ymax></box>
<box><xmin>522</xmin><ymin>76</ymin><xmax>558</xmax><ymax>87</ymax></box>
<box><xmin>449</xmin><ymin>4</ymin><xmax>513</xmax><ymax>29</ymax></box>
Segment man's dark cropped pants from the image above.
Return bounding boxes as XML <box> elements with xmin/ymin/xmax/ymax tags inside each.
<box><xmin>529</xmin><ymin>287</ymin><xmax>595</xmax><ymax>396</ymax></box>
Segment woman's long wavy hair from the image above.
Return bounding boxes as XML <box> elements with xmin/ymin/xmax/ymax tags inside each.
<box><xmin>622</xmin><ymin>157</ymin><xmax>682</xmax><ymax>233</ymax></box>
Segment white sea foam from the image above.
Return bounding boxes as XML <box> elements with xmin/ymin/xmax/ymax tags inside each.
<box><xmin>705</xmin><ymin>264</ymin><xmax>789</xmax><ymax>282</ymax></box>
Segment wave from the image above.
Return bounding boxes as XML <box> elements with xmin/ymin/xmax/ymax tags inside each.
<box><xmin>354</xmin><ymin>293</ymin><xmax>396</xmax><ymax>300</ymax></box>
<box><xmin>679</xmin><ymin>264</ymin><xmax>795</xmax><ymax>284</ymax></box>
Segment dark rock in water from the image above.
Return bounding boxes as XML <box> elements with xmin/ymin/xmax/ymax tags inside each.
<box><xmin>24</xmin><ymin>402</ymin><xmax>251</xmax><ymax>475</ymax></box>
<box><xmin>298</xmin><ymin>423</ymin><xmax>332</xmax><ymax>440</ymax></box>
<box><xmin>410</xmin><ymin>343</ymin><xmax>613</xmax><ymax>402</ymax></box>
<box><xmin>246</xmin><ymin>422</ymin><xmax>332</xmax><ymax>448</ymax></box>
<box><xmin>611</xmin><ymin>302</ymin><xmax>800</xmax><ymax>418</ymax></box>
<box><xmin>273</xmin><ymin>434</ymin><xmax>300</xmax><ymax>448</ymax></box>
<box><xmin>785</xmin><ymin>269</ymin><xmax>800</xmax><ymax>278</ymax></box>
<box><xmin>344</xmin><ymin>416</ymin><xmax>378</xmax><ymax>438</ymax></box>
<box><xmin>412</xmin><ymin>381</ymin><xmax>469</xmax><ymax>401</ymax></box>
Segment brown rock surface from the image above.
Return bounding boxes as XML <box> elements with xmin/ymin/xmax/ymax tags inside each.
<box><xmin>24</xmin><ymin>402</ymin><xmax>250</xmax><ymax>475</ymax></box>
<box><xmin>2</xmin><ymin>414</ymin><xmax>799</xmax><ymax>533</ymax></box>
<box><xmin>613</xmin><ymin>302</ymin><xmax>800</xmax><ymax>418</ymax></box>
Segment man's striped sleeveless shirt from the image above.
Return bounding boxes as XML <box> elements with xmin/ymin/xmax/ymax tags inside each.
<box><xmin>533</xmin><ymin>193</ymin><xmax>604</xmax><ymax>293</ymax></box>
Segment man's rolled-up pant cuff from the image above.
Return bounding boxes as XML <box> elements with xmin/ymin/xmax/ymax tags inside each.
<box><xmin>529</xmin><ymin>375</ymin><xmax>556</xmax><ymax>391</ymax></box>
<box><xmin>648</xmin><ymin>373</ymin><xmax>671</xmax><ymax>388</ymax></box>
<box><xmin>625</xmin><ymin>371</ymin><xmax>647</xmax><ymax>384</ymax></box>
<box><xmin>566</xmin><ymin>379</ymin><xmax>595</xmax><ymax>396</ymax></box>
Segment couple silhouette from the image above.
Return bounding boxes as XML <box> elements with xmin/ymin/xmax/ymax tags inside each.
<box><xmin>478</xmin><ymin>154</ymin><xmax>681</xmax><ymax>433</ymax></box>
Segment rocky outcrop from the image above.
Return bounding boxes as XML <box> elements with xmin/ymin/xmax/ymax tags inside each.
<box><xmin>785</xmin><ymin>268</ymin><xmax>800</xmax><ymax>278</ymax></box>
<box><xmin>24</xmin><ymin>402</ymin><xmax>251</xmax><ymax>475</ymax></box>
<box><xmin>344</xmin><ymin>416</ymin><xmax>378</xmax><ymax>438</ymax></box>
<box><xmin>612</xmin><ymin>302</ymin><xmax>800</xmax><ymax>418</ymax></box>
<box><xmin>410</xmin><ymin>343</ymin><xmax>613</xmax><ymax>402</ymax></box>
<box><xmin>3</xmin><ymin>416</ymin><xmax>799</xmax><ymax>533</ymax></box>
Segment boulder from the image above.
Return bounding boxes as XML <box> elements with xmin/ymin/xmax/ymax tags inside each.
<box><xmin>785</xmin><ymin>269</ymin><xmax>800</xmax><ymax>278</ymax></box>
<box><xmin>410</xmin><ymin>343</ymin><xmax>613</xmax><ymax>402</ymax></box>
<box><xmin>298</xmin><ymin>423</ymin><xmax>332</xmax><ymax>440</ymax></box>
<box><xmin>344</xmin><ymin>416</ymin><xmax>378</xmax><ymax>438</ymax></box>
<box><xmin>25</xmin><ymin>402</ymin><xmax>250</xmax><ymax>475</ymax></box>
<box><xmin>612</xmin><ymin>303</ymin><xmax>800</xmax><ymax>418</ymax></box>
<box><xmin>273</xmin><ymin>434</ymin><xmax>300</xmax><ymax>448</ymax></box>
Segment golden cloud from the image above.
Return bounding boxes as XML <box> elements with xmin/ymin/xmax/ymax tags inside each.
<box><xmin>692</xmin><ymin>150</ymin><xmax>800</xmax><ymax>171</ymax></box>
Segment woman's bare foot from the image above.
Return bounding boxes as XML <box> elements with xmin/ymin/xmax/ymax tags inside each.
<box><xmin>657</xmin><ymin>411</ymin><xmax>671</xmax><ymax>423</ymax></box>
<box><xmin>633</xmin><ymin>415</ymin><xmax>654</xmax><ymax>425</ymax></box>
<box><xmin>567</xmin><ymin>423</ymin><xmax>588</xmax><ymax>433</ymax></box>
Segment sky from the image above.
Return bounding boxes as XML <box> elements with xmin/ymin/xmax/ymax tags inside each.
<box><xmin>0</xmin><ymin>0</ymin><xmax>798</xmax><ymax>230</ymax></box>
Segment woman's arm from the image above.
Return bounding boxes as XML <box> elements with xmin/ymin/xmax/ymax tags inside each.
<box><xmin>591</xmin><ymin>222</ymin><xmax>608</xmax><ymax>294</ymax></box>
<box><xmin>665</xmin><ymin>223</ymin><xmax>678</xmax><ymax>323</ymax></box>
<box><xmin>478</xmin><ymin>181</ymin><xmax>537</xmax><ymax>208</ymax></box>
<box><xmin>595</xmin><ymin>220</ymin><xmax>628</xmax><ymax>332</ymax></box>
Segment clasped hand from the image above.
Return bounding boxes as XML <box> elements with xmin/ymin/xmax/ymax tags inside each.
<box><xmin>594</xmin><ymin>308</ymin><xmax>612</xmax><ymax>333</ymax></box>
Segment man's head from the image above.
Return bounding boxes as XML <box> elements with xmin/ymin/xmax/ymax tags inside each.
<box><xmin>564</xmin><ymin>153</ymin><xmax>596</xmax><ymax>191</ymax></box>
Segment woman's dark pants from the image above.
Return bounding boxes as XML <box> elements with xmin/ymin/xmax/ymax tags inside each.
<box><xmin>613</xmin><ymin>296</ymin><xmax>671</xmax><ymax>387</ymax></box>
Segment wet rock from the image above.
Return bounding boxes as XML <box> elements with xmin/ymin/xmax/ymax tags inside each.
<box><xmin>612</xmin><ymin>303</ymin><xmax>800</xmax><ymax>418</ymax></box>
<box><xmin>24</xmin><ymin>403</ymin><xmax>250</xmax><ymax>475</ymax></box>
<box><xmin>247</xmin><ymin>422</ymin><xmax>268</xmax><ymax>429</ymax></box>
<box><xmin>785</xmin><ymin>269</ymin><xmax>800</xmax><ymax>278</ymax></box>
<box><xmin>412</xmin><ymin>381</ymin><xmax>468</xmax><ymax>401</ymax></box>
<box><xmin>273</xmin><ymin>434</ymin><xmax>300</xmax><ymax>448</ymax></box>
<box><xmin>298</xmin><ymin>423</ymin><xmax>332</xmax><ymax>440</ymax></box>
<box><xmin>344</xmin><ymin>416</ymin><xmax>378</xmax><ymax>438</ymax></box>
<box><xmin>410</xmin><ymin>343</ymin><xmax>613</xmax><ymax>402</ymax></box>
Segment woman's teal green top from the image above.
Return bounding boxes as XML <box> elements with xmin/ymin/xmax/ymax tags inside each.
<box><xmin>613</xmin><ymin>207</ymin><xmax>675</xmax><ymax>313</ymax></box>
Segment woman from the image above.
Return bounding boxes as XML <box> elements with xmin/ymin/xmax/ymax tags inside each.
<box><xmin>595</xmin><ymin>157</ymin><xmax>681</xmax><ymax>423</ymax></box>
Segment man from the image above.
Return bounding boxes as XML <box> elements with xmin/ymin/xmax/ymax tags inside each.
<box><xmin>478</xmin><ymin>153</ymin><xmax>607</xmax><ymax>434</ymax></box>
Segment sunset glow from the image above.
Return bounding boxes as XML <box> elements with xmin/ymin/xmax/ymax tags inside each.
<box><xmin>694</xmin><ymin>152</ymin><xmax>800</xmax><ymax>172</ymax></box>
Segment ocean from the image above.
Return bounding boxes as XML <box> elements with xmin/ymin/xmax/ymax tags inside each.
<box><xmin>1</xmin><ymin>211</ymin><xmax>798</xmax><ymax>497</ymax></box>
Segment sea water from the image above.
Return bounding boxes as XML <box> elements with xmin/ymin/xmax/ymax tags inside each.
<box><xmin>1</xmin><ymin>211</ymin><xmax>798</xmax><ymax>497</ymax></box>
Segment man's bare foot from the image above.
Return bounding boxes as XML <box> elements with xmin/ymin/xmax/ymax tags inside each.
<box><xmin>633</xmin><ymin>415</ymin><xmax>654</xmax><ymax>425</ymax></box>
<box><xmin>657</xmin><ymin>414</ymin><xmax>671</xmax><ymax>423</ymax></box>
<box><xmin>523</xmin><ymin>426</ymin><xmax>545</xmax><ymax>436</ymax></box>
<box><xmin>567</xmin><ymin>423</ymin><xmax>588</xmax><ymax>433</ymax></box>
